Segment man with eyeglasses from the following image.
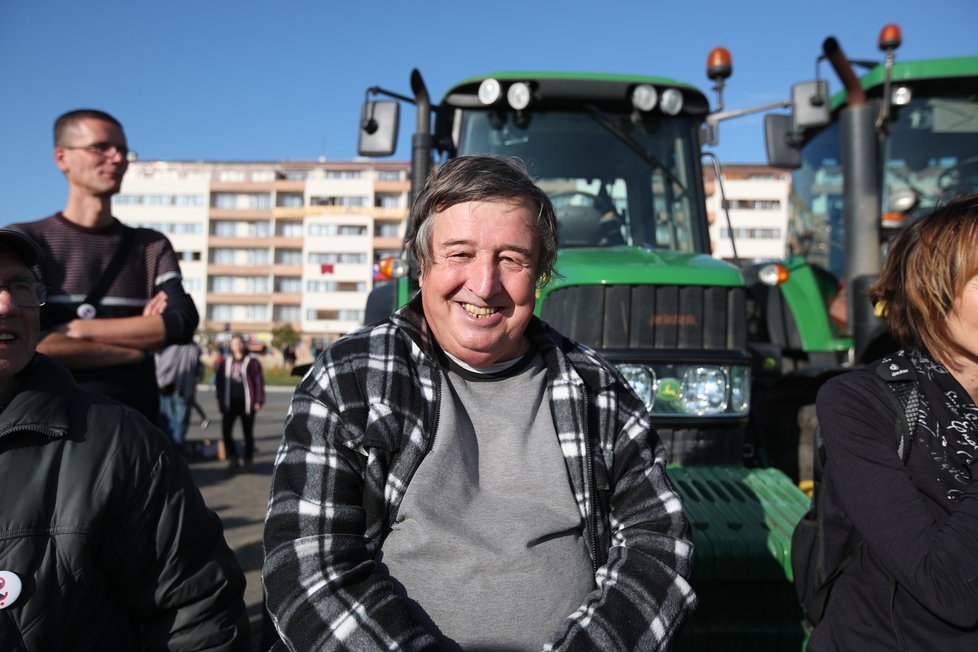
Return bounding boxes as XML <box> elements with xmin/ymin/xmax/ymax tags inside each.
<box><xmin>0</xmin><ymin>228</ymin><xmax>249</xmax><ymax>650</ymax></box>
<box><xmin>10</xmin><ymin>109</ymin><xmax>199</xmax><ymax>424</ymax></box>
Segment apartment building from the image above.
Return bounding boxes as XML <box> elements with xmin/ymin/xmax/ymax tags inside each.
<box><xmin>113</xmin><ymin>159</ymin><xmax>410</xmax><ymax>357</ymax></box>
<box><xmin>704</xmin><ymin>164</ymin><xmax>792</xmax><ymax>263</ymax></box>
<box><xmin>113</xmin><ymin>159</ymin><xmax>790</xmax><ymax>357</ymax></box>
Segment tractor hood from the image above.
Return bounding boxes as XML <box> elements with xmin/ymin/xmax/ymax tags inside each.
<box><xmin>545</xmin><ymin>246</ymin><xmax>745</xmax><ymax>291</ymax></box>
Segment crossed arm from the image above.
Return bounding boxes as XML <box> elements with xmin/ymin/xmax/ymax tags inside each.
<box><xmin>39</xmin><ymin>291</ymin><xmax>174</xmax><ymax>368</ymax></box>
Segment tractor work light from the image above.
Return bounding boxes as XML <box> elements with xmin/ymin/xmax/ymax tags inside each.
<box><xmin>377</xmin><ymin>256</ymin><xmax>409</xmax><ymax>280</ymax></box>
<box><xmin>478</xmin><ymin>78</ymin><xmax>503</xmax><ymax>106</ymax></box>
<box><xmin>617</xmin><ymin>362</ymin><xmax>750</xmax><ymax>417</ymax></box>
<box><xmin>507</xmin><ymin>82</ymin><xmax>532</xmax><ymax>111</ymax></box>
<box><xmin>660</xmin><ymin>88</ymin><xmax>684</xmax><ymax>115</ymax></box>
<box><xmin>891</xmin><ymin>85</ymin><xmax>912</xmax><ymax>106</ymax></box>
<box><xmin>758</xmin><ymin>262</ymin><xmax>789</xmax><ymax>287</ymax></box>
<box><xmin>631</xmin><ymin>84</ymin><xmax>658</xmax><ymax>112</ymax></box>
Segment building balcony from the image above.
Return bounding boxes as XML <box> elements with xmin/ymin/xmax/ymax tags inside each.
<box><xmin>210</xmin><ymin>181</ymin><xmax>275</xmax><ymax>192</ymax></box>
<box><xmin>206</xmin><ymin>292</ymin><xmax>272</xmax><ymax>305</ymax></box>
<box><xmin>209</xmin><ymin>208</ymin><xmax>273</xmax><ymax>219</ymax></box>
<box><xmin>206</xmin><ymin>264</ymin><xmax>273</xmax><ymax>275</ymax></box>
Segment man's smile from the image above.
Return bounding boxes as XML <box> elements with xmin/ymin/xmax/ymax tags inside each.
<box><xmin>460</xmin><ymin>303</ymin><xmax>498</xmax><ymax>318</ymax></box>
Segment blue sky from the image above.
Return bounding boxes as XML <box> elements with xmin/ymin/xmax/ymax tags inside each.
<box><xmin>1</xmin><ymin>0</ymin><xmax>975</xmax><ymax>224</ymax></box>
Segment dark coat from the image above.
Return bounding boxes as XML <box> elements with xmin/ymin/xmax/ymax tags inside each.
<box><xmin>0</xmin><ymin>354</ymin><xmax>249</xmax><ymax>650</ymax></box>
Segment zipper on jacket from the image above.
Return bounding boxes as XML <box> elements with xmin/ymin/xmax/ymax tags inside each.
<box><xmin>580</xmin><ymin>383</ymin><xmax>601</xmax><ymax>576</ymax></box>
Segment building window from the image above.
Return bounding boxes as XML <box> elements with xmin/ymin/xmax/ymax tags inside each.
<box><xmin>246</xmin><ymin>249</ymin><xmax>270</xmax><ymax>265</ymax></box>
<box><xmin>309</xmin><ymin>196</ymin><xmax>368</xmax><ymax>207</ymax></box>
<box><xmin>308</xmin><ymin>252</ymin><xmax>368</xmax><ymax>265</ymax></box>
<box><xmin>211</xmin><ymin>193</ymin><xmax>238</xmax><ymax>209</ymax></box>
<box><xmin>182</xmin><ymin>277</ymin><xmax>203</xmax><ymax>292</ymax></box>
<box><xmin>211</xmin><ymin>248</ymin><xmax>236</xmax><ymax>264</ymax></box>
<box><xmin>276</xmin><ymin>193</ymin><xmax>304</xmax><ymax>208</ymax></box>
<box><xmin>308</xmin><ymin>223</ymin><xmax>368</xmax><ymax>237</ymax></box>
<box><xmin>376</xmin><ymin>170</ymin><xmax>402</xmax><ymax>181</ymax></box>
<box><xmin>178</xmin><ymin>250</ymin><xmax>202</xmax><ymax>262</ymax></box>
<box><xmin>374</xmin><ymin>223</ymin><xmax>401</xmax><ymax>238</ymax></box>
<box><xmin>325</xmin><ymin>170</ymin><xmax>362</xmax><ymax>179</ymax></box>
<box><xmin>276</xmin><ymin>222</ymin><xmax>303</xmax><ymax>237</ymax></box>
<box><xmin>248</xmin><ymin>194</ymin><xmax>271</xmax><ymax>210</ymax></box>
<box><xmin>245</xmin><ymin>305</ymin><xmax>268</xmax><ymax>321</ymax></box>
<box><xmin>727</xmin><ymin>199</ymin><xmax>782</xmax><ymax>210</ymax></box>
<box><xmin>211</xmin><ymin>276</ymin><xmax>235</xmax><ymax>292</ymax></box>
<box><xmin>213</xmin><ymin>221</ymin><xmax>237</xmax><ymax>237</ymax></box>
<box><xmin>273</xmin><ymin>305</ymin><xmax>301</xmax><ymax>321</ymax></box>
<box><xmin>375</xmin><ymin>193</ymin><xmax>402</xmax><ymax>208</ymax></box>
<box><xmin>210</xmin><ymin>304</ymin><xmax>233</xmax><ymax>321</ymax></box>
<box><xmin>306</xmin><ymin>308</ymin><xmax>361</xmax><ymax>321</ymax></box>
<box><xmin>248</xmin><ymin>221</ymin><xmax>271</xmax><ymax>238</ymax></box>
<box><xmin>275</xmin><ymin>249</ymin><xmax>302</xmax><ymax>264</ymax></box>
<box><xmin>245</xmin><ymin>277</ymin><xmax>270</xmax><ymax>293</ymax></box>
<box><xmin>218</xmin><ymin>171</ymin><xmax>246</xmax><ymax>182</ymax></box>
<box><xmin>275</xmin><ymin>277</ymin><xmax>301</xmax><ymax>293</ymax></box>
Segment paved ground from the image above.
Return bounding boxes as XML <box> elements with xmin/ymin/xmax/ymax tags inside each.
<box><xmin>186</xmin><ymin>385</ymin><xmax>293</xmax><ymax>651</ymax></box>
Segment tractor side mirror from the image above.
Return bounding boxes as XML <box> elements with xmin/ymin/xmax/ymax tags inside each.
<box><xmin>358</xmin><ymin>100</ymin><xmax>400</xmax><ymax>157</ymax></box>
<box><xmin>791</xmin><ymin>80</ymin><xmax>830</xmax><ymax>130</ymax></box>
<box><xmin>765</xmin><ymin>113</ymin><xmax>802</xmax><ymax>169</ymax></box>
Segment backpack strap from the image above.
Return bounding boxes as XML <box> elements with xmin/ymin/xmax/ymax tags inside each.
<box><xmin>874</xmin><ymin>353</ymin><xmax>918</xmax><ymax>652</ymax></box>
<box><xmin>874</xmin><ymin>354</ymin><xmax>920</xmax><ymax>463</ymax></box>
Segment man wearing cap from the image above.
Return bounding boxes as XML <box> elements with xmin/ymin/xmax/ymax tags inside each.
<box><xmin>0</xmin><ymin>229</ymin><xmax>249</xmax><ymax>649</ymax></box>
<box><xmin>264</xmin><ymin>156</ymin><xmax>695</xmax><ymax>650</ymax></box>
<box><xmin>9</xmin><ymin>109</ymin><xmax>198</xmax><ymax>424</ymax></box>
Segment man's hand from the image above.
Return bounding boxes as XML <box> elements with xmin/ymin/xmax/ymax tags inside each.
<box><xmin>143</xmin><ymin>290</ymin><xmax>168</xmax><ymax>316</ymax></box>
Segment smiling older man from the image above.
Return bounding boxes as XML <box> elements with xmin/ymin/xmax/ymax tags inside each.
<box><xmin>264</xmin><ymin>156</ymin><xmax>696</xmax><ymax>651</ymax></box>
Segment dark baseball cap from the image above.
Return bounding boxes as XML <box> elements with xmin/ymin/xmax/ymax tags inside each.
<box><xmin>0</xmin><ymin>229</ymin><xmax>43</xmax><ymax>266</ymax></box>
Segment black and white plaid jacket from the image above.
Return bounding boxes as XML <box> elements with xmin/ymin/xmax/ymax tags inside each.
<box><xmin>263</xmin><ymin>296</ymin><xmax>696</xmax><ymax>650</ymax></box>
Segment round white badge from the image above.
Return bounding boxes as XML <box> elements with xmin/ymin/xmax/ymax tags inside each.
<box><xmin>76</xmin><ymin>303</ymin><xmax>97</xmax><ymax>320</ymax></box>
<box><xmin>0</xmin><ymin>570</ymin><xmax>22</xmax><ymax>609</ymax></box>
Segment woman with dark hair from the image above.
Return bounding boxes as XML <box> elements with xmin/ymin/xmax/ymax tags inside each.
<box><xmin>810</xmin><ymin>194</ymin><xmax>978</xmax><ymax>650</ymax></box>
<box><xmin>215</xmin><ymin>334</ymin><xmax>265</xmax><ymax>471</ymax></box>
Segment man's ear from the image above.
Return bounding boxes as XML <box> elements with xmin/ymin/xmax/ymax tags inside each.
<box><xmin>53</xmin><ymin>147</ymin><xmax>70</xmax><ymax>174</ymax></box>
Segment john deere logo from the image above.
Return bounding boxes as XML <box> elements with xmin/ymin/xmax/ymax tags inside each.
<box><xmin>650</xmin><ymin>314</ymin><xmax>698</xmax><ymax>327</ymax></box>
<box><xmin>657</xmin><ymin>378</ymin><xmax>681</xmax><ymax>401</ymax></box>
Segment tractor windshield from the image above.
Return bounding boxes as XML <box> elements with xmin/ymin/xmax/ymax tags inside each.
<box><xmin>883</xmin><ymin>93</ymin><xmax>978</xmax><ymax>213</ymax></box>
<box><xmin>456</xmin><ymin>109</ymin><xmax>709</xmax><ymax>253</ymax></box>
<box><xmin>790</xmin><ymin>91</ymin><xmax>978</xmax><ymax>279</ymax></box>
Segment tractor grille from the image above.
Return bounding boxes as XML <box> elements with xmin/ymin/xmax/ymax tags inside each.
<box><xmin>540</xmin><ymin>284</ymin><xmax>747</xmax><ymax>351</ymax></box>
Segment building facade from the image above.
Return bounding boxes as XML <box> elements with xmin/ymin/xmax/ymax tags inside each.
<box><xmin>114</xmin><ymin>159</ymin><xmax>790</xmax><ymax>359</ymax></box>
<box><xmin>704</xmin><ymin>164</ymin><xmax>792</xmax><ymax>263</ymax></box>
<box><xmin>113</xmin><ymin>159</ymin><xmax>409</xmax><ymax>359</ymax></box>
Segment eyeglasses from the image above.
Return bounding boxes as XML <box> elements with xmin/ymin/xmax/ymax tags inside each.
<box><xmin>62</xmin><ymin>142</ymin><xmax>136</xmax><ymax>161</ymax></box>
<box><xmin>0</xmin><ymin>281</ymin><xmax>47</xmax><ymax>308</ymax></box>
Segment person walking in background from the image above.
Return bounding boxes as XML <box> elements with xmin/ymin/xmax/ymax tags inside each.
<box><xmin>156</xmin><ymin>340</ymin><xmax>204</xmax><ymax>450</ymax></box>
<box><xmin>216</xmin><ymin>333</ymin><xmax>265</xmax><ymax>471</ymax></box>
<box><xmin>809</xmin><ymin>194</ymin><xmax>978</xmax><ymax>650</ymax></box>
<box><xmin>8</xmin><ymin>109</ymin><xmax>199</xmax><ymax>424</ymax></box>
<box><xmin>0</xmin><ymin>228</ymin><xmax>249</xmax><ymax>650</ymax></box>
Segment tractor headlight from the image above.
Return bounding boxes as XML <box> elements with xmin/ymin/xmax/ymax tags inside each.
<box><xmin>618</xmin><ymin>362</ymin><xmax>750</xmax><ymax>417</ymax></box>
<box><xmin>618</xmin><ymin>364</ymin><xmax>657</xmax><ymax>409</ymax></box>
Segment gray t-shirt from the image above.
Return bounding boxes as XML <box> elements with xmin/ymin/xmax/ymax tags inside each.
<box><xmin>380</xmin><ymin>352</ymin><xmax>595</xmax><ymax>650</ymax></box>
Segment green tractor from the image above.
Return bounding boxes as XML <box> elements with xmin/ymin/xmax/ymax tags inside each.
<box><xmin>751</xmin><ymin>24</ymin><xmax>978</xmax><ymax>481</ymax></box>
<box><xmin>358</xmin><ymin>63</ymin><xmax>811</xmax><ymax>648</ymax></box>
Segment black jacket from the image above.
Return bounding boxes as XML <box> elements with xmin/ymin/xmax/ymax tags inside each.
<box><xmin>0</xmin><ymin>354</ymin><xmax>249</xmax><ymax>650</ymax></box>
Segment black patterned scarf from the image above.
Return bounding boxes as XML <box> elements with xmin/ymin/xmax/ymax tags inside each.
<box><xmin>903</xmin><ymin>347</ymin><xmax>978</xmax><ymax>501</ymax></box>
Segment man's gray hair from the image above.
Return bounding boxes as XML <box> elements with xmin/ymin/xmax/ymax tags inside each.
<box><xmin>405</xmin><ymin>156</ymin><xmax>559</xmax><ymax>285</ymax></box>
